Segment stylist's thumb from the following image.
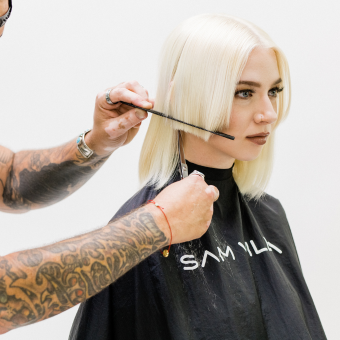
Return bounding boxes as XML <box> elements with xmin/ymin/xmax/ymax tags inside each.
<box><xmin>204</xmin><ymin>185</ymin><xmax>219</xmax><ymax>229</ymax></box>
<box><xmin>188</xmin><ymin>171</ymin><xmax>219</xmax><ymax>202</ymax></box>
<box><xmin>205</xmin><ymin>185</ymin><xmax>219</xmax><ymax>202</ymax></box>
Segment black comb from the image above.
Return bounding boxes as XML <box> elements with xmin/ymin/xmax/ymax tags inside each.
<box><xmin>119</xmin><ymin>101</ymin><xmax>235</xmax><ymax>140</ymax></box>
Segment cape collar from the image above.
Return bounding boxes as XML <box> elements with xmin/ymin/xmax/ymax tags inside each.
<box><xmin>186</xmin><ymin>160</ymin><xmax>234</xmax><ymax>181</ymax></box>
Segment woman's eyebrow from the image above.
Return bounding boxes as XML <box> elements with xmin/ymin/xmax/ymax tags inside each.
<box><xmin>272</xmin><ymin>78</ymin><xmax>282</xmax><ymax>86</ymax></box>
<box><xmin>236</xmin><ymin>78</ymin><xmax>282</xmax><ymax>87</ymax></box>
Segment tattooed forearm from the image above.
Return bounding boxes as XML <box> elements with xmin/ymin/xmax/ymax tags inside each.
<box><xmin>0</xmin><ymin>206</ymin><xmax>168</xmax><ymax>334</ymax></box>
<box><xmin>0</xmin><ymin>141</ymin><xmax>109</xmax><ymax>213</ymax></box>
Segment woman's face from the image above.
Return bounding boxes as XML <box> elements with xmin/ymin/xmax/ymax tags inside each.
<box><xmin>184</xmin><ymin>47</ymin><xmax>282</xmax><ymax>168</ymax></box>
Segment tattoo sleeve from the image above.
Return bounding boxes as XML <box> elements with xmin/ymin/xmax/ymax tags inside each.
<box><xmin>0</xmin><ymin>206</ymin><xmax>168</xmax><ymax>334</ymax></box>
<box><xmin>0</xmin><ymin>140</ymin><xmax>109</xmax><ymax>213</ymax></box>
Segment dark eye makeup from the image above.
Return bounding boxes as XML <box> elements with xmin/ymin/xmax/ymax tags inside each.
<box><xmin>235</xmin><ymin>86</ymin><xmax>284</xmax><ymax>99</ymax></box>
<box><xmin>268</xmin><ymin>86</ymin><xmax>284</xmax><ymax>97</ymax></box>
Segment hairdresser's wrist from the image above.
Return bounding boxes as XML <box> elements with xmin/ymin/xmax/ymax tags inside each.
<box><xmin>145</xmin><ymin>203</ymin><xmax>171</xmax><ymax>246</ymax></box>
<box><xmin>84</xmin><ymin>129</ymin><xmax>119</xmax><ymax>158</ymax></box>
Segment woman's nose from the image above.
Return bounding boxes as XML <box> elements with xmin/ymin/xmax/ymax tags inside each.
<box><xmin>254</xmin><ymin>96</ymin><xmax>278</xmax><ymax>125</ymax></box>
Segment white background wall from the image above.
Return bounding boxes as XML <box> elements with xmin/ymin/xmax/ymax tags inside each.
<box><xmin>0</xmin><ymin>0</ymin><xmax>339</xmax><ymax>339</ymax></box>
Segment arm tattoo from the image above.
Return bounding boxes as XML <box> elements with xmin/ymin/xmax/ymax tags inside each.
<box><xmin>0</xmin><ymin>141</ymin><xmax>109</xmax><ymax>212</ymax></box>
<box><xmin>0</xmin><ymin>207</ymin><xmax>168</xmax><ymax>333</ymax></box>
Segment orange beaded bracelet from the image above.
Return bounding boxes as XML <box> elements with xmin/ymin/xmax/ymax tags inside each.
<box><xmin>148</xmin><ymin>200</ymin><xmax>172</xmax><ymax>257</ymax></box>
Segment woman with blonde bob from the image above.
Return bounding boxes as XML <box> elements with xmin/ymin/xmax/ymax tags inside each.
<box><xmin>70</xmin><ymin>14</ymin><xmax>326</xmax><ymax>340</ymax></box>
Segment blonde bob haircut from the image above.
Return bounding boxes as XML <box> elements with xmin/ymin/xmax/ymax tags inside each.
<box><xmin>139</xmin><ymin>13</ymin><xmax>291</xmax><ymax>199</ymax></box>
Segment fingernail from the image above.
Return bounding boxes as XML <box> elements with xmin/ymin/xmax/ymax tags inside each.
<box><xmin>214</xmin><ymin>188</ymin><xmax>220</xmax><ymax>201</ymax></box>
<box><xmin>135</xmin><ymin>109</ymin><xmax>147</xmax><ymax>120</ymax></box>
<box><xmin>142</xmin><ymin>101</ymin><xmax>152</xmax><ymax>108</ymax></box>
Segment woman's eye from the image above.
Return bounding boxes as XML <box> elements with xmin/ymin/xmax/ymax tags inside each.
<box><xmin>235</xmin><ymin>90</ymin><xmax>253</xmax><ymax>98</ymax></box>
<box><xmin>268</xmin><ymin>87</ymin><xmax>284</xmax><ymax>97</ymax></box>
<box><xmin>268</xmin><ymin>89</ymin><xmax>278</xmax><ymax>97</ymax></box>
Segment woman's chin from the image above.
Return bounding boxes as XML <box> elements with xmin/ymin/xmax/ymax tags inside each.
<box><xmin>234</xmin><ymin>152</ymin><xmax>262</xmax><ymax>162</ymax></box>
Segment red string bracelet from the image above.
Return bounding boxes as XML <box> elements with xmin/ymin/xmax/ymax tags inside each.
<box><xmin>148</xmin><ymin>200</ymin><xmax>172</xmax><ymax>257</ymax></box>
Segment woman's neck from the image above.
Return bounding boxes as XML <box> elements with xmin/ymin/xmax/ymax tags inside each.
<box><xmin>183</xmin><ymin>133</ymin><xmax>235</xmax><ymax>169</ymax></box>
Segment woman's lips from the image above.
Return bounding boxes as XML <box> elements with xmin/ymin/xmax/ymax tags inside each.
<box><xmin>246</xmin><ymin>133</ymin><xmax>270</xmax><ymax>146</ymax></box>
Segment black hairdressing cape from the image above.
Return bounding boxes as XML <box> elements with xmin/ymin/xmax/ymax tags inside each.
<box><xmin>69</xmin><ymin>161</ymin><xmax>326</xmax><ymax>340</ymax></box>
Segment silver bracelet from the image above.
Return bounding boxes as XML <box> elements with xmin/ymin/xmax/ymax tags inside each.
<box><xmin>76</xmin><ymin>130</ymin><xmax>94</xmax><ymax>158</ymax></box>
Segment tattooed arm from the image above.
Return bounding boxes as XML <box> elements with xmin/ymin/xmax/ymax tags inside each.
<box><xmin>0</xmin><ymin>205</ymin><xmax>169</xmax><ymax>334</ymax></box>
<box><xmin>0</xmin><ymin>82</ymin><xmax>153</xmax><ymax>213</ymax></box>
<box><xmin>0</xmin><ymin>141</ymin><xmax>110</xmax><ymax>213</ymax></box>
<box><xmin>0</xmin><ymin>174</ymin><xmax>219</xmax><ymax>334</ymax></box>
